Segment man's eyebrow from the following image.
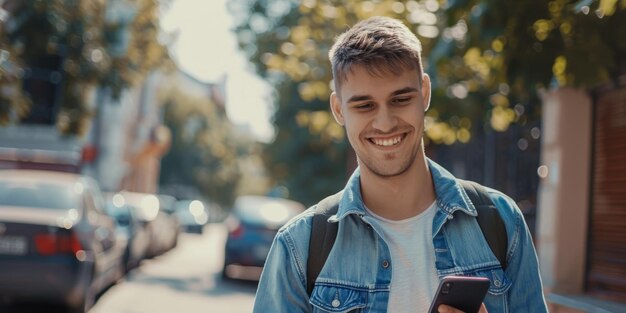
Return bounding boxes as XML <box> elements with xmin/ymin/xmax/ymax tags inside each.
<box><xmin>391</xmin><ymin>87</ymin><xmax>419</xmax><ymax>96</ymax></box>
<box><xmin>348</xmin><ymin>87</ymin><xmax>419</xmax><ymax>103</ymax></box>
<box><xmin>347</xmin><ymin>94</ymin><xmax>372</xmax><ymax>103</ymax></box>
<box><xmin>347</xmin><ymin>87</ymin><xmax>419</xmax><ymax>103</ymax></box>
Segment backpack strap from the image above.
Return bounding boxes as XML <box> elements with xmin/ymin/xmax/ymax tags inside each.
<box><xmin>306</xmin><ymin>191</ymin><xmax>342</xmax><ymax>296</ymax></box>
<box><xmin>305</xmin><ymin>181</ymin><xmax>509</xmax><ymax>297</ymax></box>
<box><xmin>457</xmin><ymin>179</ymin><xmax>508</xmax><ymax>270</ymax></box>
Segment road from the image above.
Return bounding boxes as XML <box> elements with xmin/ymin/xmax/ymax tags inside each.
<box><xmin>0</xmin><ymin>224</ymin><xmax>257</xmax><ymax>313</ymax></box>
<box><xmin>90</xmin><ymin>224</ymin><xmax>257</xmax><ymax>313</ymax></box>
<box><xmin>0</xmin><ymin>224</ymin><xmax>256</xmax><ymax>313</ymax></box>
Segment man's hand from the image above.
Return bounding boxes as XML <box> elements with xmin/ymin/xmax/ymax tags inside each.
<box><xmin>438</xmin><ymin>303</ymin><xmax>488</xmax><ymax>313</ymax></box>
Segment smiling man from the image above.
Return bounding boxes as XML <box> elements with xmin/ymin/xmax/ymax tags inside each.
<box><xmin>253</xmin><ymin>16</ymin><xmax>548</xmax><ymax>313</ymax></box>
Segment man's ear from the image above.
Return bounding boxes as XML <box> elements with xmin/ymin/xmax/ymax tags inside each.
<box><xmin>421</xmin><ymin>74</ymin><xmax>431</xmax><ymax>112</ymax></box>
<box><xmin>330</xmin><ymin>92</ymin><xmax>345</xmax><ymax>126</ymax></box>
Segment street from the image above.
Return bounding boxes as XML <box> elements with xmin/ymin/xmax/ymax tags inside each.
<box><xmin>1</xmin><ymin>224</ymin><xmax>258</xmax><ymax>313</ymax></box>
<box><xmin>91</xmin><ymin>224</ymin><xmax>257</xmax><ymax>313</ymax></box>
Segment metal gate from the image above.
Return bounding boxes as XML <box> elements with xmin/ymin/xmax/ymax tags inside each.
<box><xmin>587</xmin><ymin>85</ymin><xmax>626</xmax><ymax>302</ymax></box>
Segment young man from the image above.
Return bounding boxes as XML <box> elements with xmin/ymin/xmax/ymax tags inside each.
<box><xmin>253</xmin><ymin>16</ymin><xmax>547</xmax><ymax>313</ymax></box>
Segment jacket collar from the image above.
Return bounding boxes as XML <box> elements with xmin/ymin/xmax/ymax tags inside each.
<box><xmin>330</xmin><ymin>158</ymin><xmax>477</xmax><ymax>222</ymax></box>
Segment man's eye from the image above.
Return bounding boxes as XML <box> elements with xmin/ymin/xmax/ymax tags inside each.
<box><xmin>391</xmin><ymin>97</ymin><xmax>411</xmax><ymax>105</ymax></box>
<box><xmin>355</xmin><ymin>103</ymin><xmax>374</xmax><ymax>110</ymax></box>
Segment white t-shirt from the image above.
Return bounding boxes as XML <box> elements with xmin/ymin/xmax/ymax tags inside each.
<box><xmin>365</xmin><ymin>201</ymin><xmax>440</xmax><ymax>313</ymax></box>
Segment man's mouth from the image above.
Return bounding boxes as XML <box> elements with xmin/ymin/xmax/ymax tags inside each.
<box><xmin>368</xmin><ymin>133</ymin><xmax>408</xmax><ymax>147</ymax></box>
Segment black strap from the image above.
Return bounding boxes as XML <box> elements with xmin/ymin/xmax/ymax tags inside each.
<box><xmin>306</xmin><ymin>181</ymin><xmax>508</xmax><ymax>296</ymax></box>
<box><xmin>306</xmin><ymin>191</ymin><xmax>342</xmax><ymax>295</ymax></box>
<box><xmin>457</xmin><ymin>179</ymin><xmax>508</xmax><ymax>270</ymax></box>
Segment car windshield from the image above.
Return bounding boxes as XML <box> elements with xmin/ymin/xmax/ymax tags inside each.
<box><xmin>234</xmin><ymin>196</ymin><xmax>304</xmax><ymax>227</ymax></box>
<box><xmin>0</xmin><ymin>181</ymin><xmax>77</xmax><ymax>210</ymax></box>
<box><xmin>106</xmin><ymin>203</ymin><xmax>130</xmax><ymax>217</ymax></box>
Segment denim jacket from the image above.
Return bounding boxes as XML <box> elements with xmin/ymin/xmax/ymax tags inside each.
<box><xmin>253</xmin><ymin>159</ymin><xmax>548</xmax><ymax>312</ymax></box>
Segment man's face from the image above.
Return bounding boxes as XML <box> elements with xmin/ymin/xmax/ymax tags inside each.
<box><xmin>330</xmin><ymin>65</ymin><xmax>431</xmax><ymax>178</ymax></box>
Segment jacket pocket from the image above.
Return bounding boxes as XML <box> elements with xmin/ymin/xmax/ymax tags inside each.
<box><xmin>310</xmin><ymin>283</ymin><xmax>368</xmax><ymax>313</ymax></box>
<box><xmin>471</xmin><ymin>267</ymin><xmax>511</xmax><ymax>295</ymax></box>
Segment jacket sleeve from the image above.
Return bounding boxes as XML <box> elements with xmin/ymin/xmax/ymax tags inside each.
<box><xmin>497</xmin><ymin>195</ymin><xmax>549</xmax><ymax>313</ymax></box>
<box><xmin>253</xmin><ymin>229</ymin><xmax>312</xmax><ymax>312</ymax></box>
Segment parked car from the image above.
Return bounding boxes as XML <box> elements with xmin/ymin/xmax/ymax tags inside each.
<box><xmin>174</xmin><ymin>199</ymin><xmax>209</xmax><ymax>234</ymax></box>
<box><xmin>120</xmin><ymin>191</ymin><xmax>178</xmax><ymax>258</ymax></box>
<box><xmin>223</xmin><ymin>195</ymin><xmax>305</xmax><ymax>280</ymax></box>
<box><xmin>0</xmin><ymin>170</ymin><xmax>125</xmax><ymax>313</ymax></box>
<box><xmin>104</xmin><ymin>192</ymin><xmax>151</xmax><ymax>272</ymax></box>
<box><xmin>157</xmin><ymin>194</ymin><xmax>180</xmax><ymax>249</ymax></box>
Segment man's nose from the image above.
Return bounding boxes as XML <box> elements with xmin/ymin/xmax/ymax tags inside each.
<box><xmin>371</xmin><ymin>107</ymin><xmax>398</xmax><ymax>133</ymax></box>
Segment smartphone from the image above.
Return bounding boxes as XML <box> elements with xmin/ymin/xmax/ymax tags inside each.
<box><xmin>427</xmin><ymin>275</ymin><xmax>490</xmax><ymax>313</ymax></box>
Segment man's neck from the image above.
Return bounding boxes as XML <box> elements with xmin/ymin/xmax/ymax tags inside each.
<box><xmin>359</xmin><ymin>154</ymin><xmax>436</xmax><ymax>221</ymax></box>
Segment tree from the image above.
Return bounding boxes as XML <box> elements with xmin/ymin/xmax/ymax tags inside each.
<box><xmin>0</xmin><ymin>0</ymin><xmax>169</xmax><ymax>135</ymax></box>
<box><xmin>262</xmin><ymin>80</ymin><xmax>347</xmax><ymax>205</ymax></box>
<box><xmin>159</xmin><ymin>84</ymin><xmax>242</xmax><ymax>208</ymax></box>
<box><xmin>228</xmin><ymin>0</ymin><xmax>624</xmax><ymax>204</ymax></box>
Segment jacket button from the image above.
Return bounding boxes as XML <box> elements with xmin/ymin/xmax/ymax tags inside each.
<box><xmin>332</xmin><ymin>299</ymin><xmax>340</xmax><ymax>307</ymax></box>
<box><xmin>382</xmin><ymin>260</ymin><xmax>390</xmax><ymax>269</ymax></box>
<box><xmin>494</xmin><ymin>279</ymin><xmax>502</xmax><ymax>287</ymax></box>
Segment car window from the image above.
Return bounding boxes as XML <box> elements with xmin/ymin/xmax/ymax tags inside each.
<box><xmin>84</xmin><ymin>178</ymin><xmax>106</xmax><ymax>213</ymax></box>
<box><xmin>105</xmin><ymin>202</ymin><xmax>125</xmax><ymax>216</ymax></box>
<box><xmin>83</xmin><ymin>191</ymin><xmax>98</xmax><ymax>214</ymax></box>
<box><xmin>0</xmin><ymin>181</ymin><xmax>77</xmax><ymax>210</ymax></box>
<box><xmin>234</xmin><ymin>197</ymin><xmax>304</xmax><ymax>226</ymax></box>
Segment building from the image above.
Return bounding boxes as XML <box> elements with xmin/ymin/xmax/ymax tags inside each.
<box><xmin>0</xmin><ymin>0</ymin><xmax>171</xmax><ymax>194</ymax></box>
<box><xmin>83</xmin><ymin>72</ymin><xmax>172</xmax><ymax>193</ymax></box>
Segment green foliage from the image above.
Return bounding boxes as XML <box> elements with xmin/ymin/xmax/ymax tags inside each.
<box><xmin>264</xmin><ymin>80</ymin><xmax>347</xmax><ymax>206</ymax></box>
<box><xmin>229</xmin><ymin>0</ymin><xmax>624</xmax><ymax>203</ymax></box>
<box><xmin>229</xmin><ymin>0</ymin><xmax>355</xmax><ymax>205</ymax></box>
<box><xmin>0</xmin><ymin>0</ymin><xmax>168</xmax><ymax>135</ymax></box>
<box><xmin>437</xmin><ymin>0</ymin><xmax>625</xmax><ymax>89</ymax></box>
<box><xmin>159</xmin><ymin>86</ymin><xmax>242</xmax><ymax>208</ymax></box>
<box><xmin>0</xmin><ymin>49</ymin><xmax>30</xmax><ymax>125</ymax></box>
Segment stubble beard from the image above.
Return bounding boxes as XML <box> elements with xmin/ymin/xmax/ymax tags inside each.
<box><xmin>357</xmin><ymin>132</ymin><xmax>423</xmax><ymax>179</ymax></box>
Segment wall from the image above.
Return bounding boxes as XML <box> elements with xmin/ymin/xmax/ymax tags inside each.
<box><xmin>536</xmin><ymin>88</ymin><xmax>593</xmax><ymax>308</ymax></box>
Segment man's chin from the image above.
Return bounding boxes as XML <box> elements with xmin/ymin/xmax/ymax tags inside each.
<box><xmin>364</xmin><ymin>163</ymin><xmax>413</xmax><ymax>178</ymax></box>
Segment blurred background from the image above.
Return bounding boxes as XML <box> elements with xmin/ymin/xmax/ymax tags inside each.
<box><xmin>0</xmin><ymin>0</ymin><xmax>624</xmax><ymax>312</ymax></box>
